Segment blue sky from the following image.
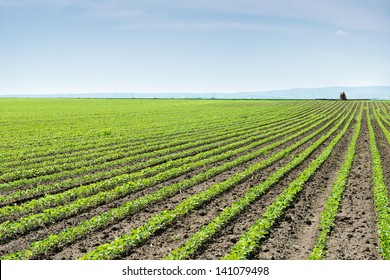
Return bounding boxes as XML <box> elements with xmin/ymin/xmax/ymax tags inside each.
<box><xmin>0</xmin><ymin>0</ymin><xmax>389</xmax><ymax>95</ymax></box>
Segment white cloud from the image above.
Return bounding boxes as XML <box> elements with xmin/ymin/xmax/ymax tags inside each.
<box><xmin>1</xmin><ymin>0</ymin><xmax>389</xmax><ymax>33</ymax></box>
<box><xmin>0</xmin><ymin>0</ymin><xmax>87</xmax><ymax>7</ymax></box>
<box><xmin>178</xmin><ymin>0</ymin><xmax>390</xmax><ymax>33</ymax></box>
<box><xmin>335</xmin><ymin>30</ymin><xmax>348</xmax><ymax>36</ymax></box>
<box><xmin>123</xmin><ymin>21</ymin><xmax>269</xmax><ymax>31</ymax></box>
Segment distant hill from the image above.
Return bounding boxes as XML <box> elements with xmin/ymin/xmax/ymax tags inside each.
<box><xmin>233</xmin><ymin>86</ymin><xmax>390</xmax><ymax>100</ymax></box>
<box><xmin>1</xmin><ymin>86</ymin><xmax>389</xmax><ymax>100</ymax></box>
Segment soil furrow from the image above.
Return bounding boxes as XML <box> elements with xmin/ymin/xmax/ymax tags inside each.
<box><xmin>371</xmin><ymin>113</ymin><xmax>390</xmax><ymax>200</ymax></box>
<box><xmin>254</xmin><ymin>113</ymin><xmax>355</xmax><ymax>259</ymax></box>
<box><xmin>325</xmin><ymin>112</ymin><xmax>380</xmax><ymax>260</ymax></box>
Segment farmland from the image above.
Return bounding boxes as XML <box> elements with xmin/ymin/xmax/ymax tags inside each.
<box><xmin>0</xmin><ymin>98</ymin><xmax>389</xmax><ymax>260</ymax></box>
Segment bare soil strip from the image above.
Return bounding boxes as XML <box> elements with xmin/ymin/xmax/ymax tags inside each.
<box><xmin>372</xmin><ymin>113</ymin><xmax>390</xmax><ymax>200</ymax></box>
<box><xmin>254</xmin><ymin>114</ymin><xmax>355</xmax><ymax>259</ymax></box>
<box><xmin>325</xmin><ymin>113</ymin><xmax>380</xmax><ymax>260</ymax></box>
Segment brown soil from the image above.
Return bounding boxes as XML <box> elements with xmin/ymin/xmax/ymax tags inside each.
<box><xmin>254</xmin><ymin>111</ymin><xmax>355</xmax><ymax>259</ymax></box>
<box><xmin>325</xmin><ymin>112</ymin><xmax>380</xmax><ymax>259</ymax></box>
<box><xmin>372</xmin><ymin>113</ymin><xmax>390</xmax><ymax>201</ymax></box>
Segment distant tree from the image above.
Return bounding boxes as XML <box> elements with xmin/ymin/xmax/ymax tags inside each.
<box><xmin>340</xmin><ymin>91</ymin><xmax>347</xmax><ymax>100</ymax></box>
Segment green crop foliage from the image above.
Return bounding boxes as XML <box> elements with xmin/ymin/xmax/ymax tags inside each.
<box><xmin>80</xmin><ymin>105</ymin><xmax>354</xmax><ymax>260</ymax></box>
<box><xmin>0</xmin><ymin>104</ymin><xmax>334</xmax><ymax>220</ymax></box>
<box><xmin>308</xmin><ymin>105</ymin><xmax>363</xmax><ymax>259</ymax></box>
<box><xmin>223</xmin><ymin>106</ymin><xmax>357</xmax><ymax>260</ymax></box>
<box><xmin>372</xmin><ymin>103</ymin><xmax>390</xmax><ymax>146</ymax></box>
<box><xmin>0</xmin><ymin>103</ymin><xmax>343</xmax><ymax>242</ymax></box>
<box><xmin>163</xmin><ymin>104</ymin><xmax>357</xmax><ymax>260</ymax></box>
<box><xmin>1</xmin><ymin>99</ymin><xmax>388</xmax><ymax>261</ymax></box>
<box><xmin>367</xmin><ymin>105</ymin><xmax>390</xmax><ymax>260</ymax></box>
<box><xmin>2</xmin><ymin>102</ymin><xmax>346</xmax><ymax>259</ymax></box>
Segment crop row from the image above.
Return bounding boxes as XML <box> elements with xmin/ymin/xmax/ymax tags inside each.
<box><xmin>1</xmin><ymin>101</ymin><xmax>317</xmax><ymax>165</ymax></box>
<box><xmin>163</xmin><ymin>105</ymin><xmax>358</xmax><ymax>260</ymax></box>
<box><xmin>79</xmin><ymin>103</ymin><xmax>356</xmax><ymax>259</ymax></box>
<box><xmin>0</xmin><ymin>120</ymin><xmax>303</xmax><ymax>203</ymax></box>
<box><xmin>0</xmin><ymin>102</ymin><xmax>328</xmax><ymax>183</ymax></box>
<box><xmin>372</xmin><ymin>105</ymin><xmax>390</xmax><ymax>145</ymax></box>
<box><xmin>367</xmin><ymin>105</ymin><xmax>390</xmax><ymax>260</ymax></box>
<box><xmin>0</xmin><ymin>101</ymin><xmax>333</xmax><ymax>195</ymax></box>
<box><xmin>0</xmin><ymin>118</ymin><xmax>269</xmax><ymax>182</ymax></box>
<box><xmin>1</xmin><ymin>112</ymin><xmax>268</xmax><ymax>171</ymax></box>
<box><xmin>308</xmin><ymin>105</ymin><xmax>363</xmax><ymax>259</ymax></box>
<box><xmin>1</xmin><ymin>103</ymin><xmax>257</xmax><ymax>155</ymax></box>
<box><xmin>1</xmin><ymin>102</ymin><xmax>339</xmax><ymax>205</ymax></box>
<box><xmin>379</xmin><ymin>113</ymin><xmax>390</xmax><ymax>127</ymax></box>
<box><xmin>1</xmin><ymin>103</ymin><xmax>352</xmax><ymax>259</ymax></box>
<box><xmin>0</xmin><ymin>101</ymin><xmax>333</xmax><ymax>209</ymax></box>
<box><xmin>2</xmin><ymin>100</ymin><xmax>294</xmax><ymax>152</ymax></box>
<box><xmin>380</xmin><ymin>102</ymin><xmax>390</xmax><ymax>116</ymax></box>
<box><xmin>0</xmin><ymin>117</ymin><xmax>287</xmax><ymax>193</ymax></box>
<box><xmin>0</xmin><ymin>109</ymin><xmax>321</xmax><ymax>220</ymax></box>
<box><xmin>222</xmin><ymin>104</ymin><xmax>358</xmax><ymax>260</ymax></box>
<box><xmin>0</xmin><ymin>102</ymin><xmax>347</xmax><ymax>241</ymax></box>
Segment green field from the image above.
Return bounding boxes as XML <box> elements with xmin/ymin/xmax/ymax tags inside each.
<box><xmin>0</xmin><ymin>98</ymin><xmax>389</xmax><ymax>260</ymax></box>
